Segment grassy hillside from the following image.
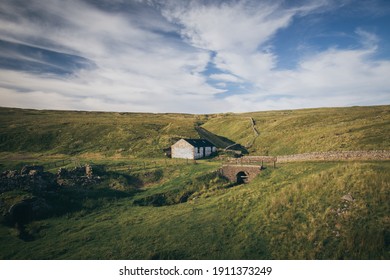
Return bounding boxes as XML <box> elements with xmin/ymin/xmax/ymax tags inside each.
<box><xmin>0</xmin><ymin>105</ymin><xmax>389</xmax><ymax>260</ymax></box>
<box><xmin>0</xmin><ymin>161</ymin><xmax>388</xmax><ymax>259</ymax></box>
<box><xmin>1</xmin><ymin>105</ymin><xmax>389</xmax><ymax>158</ymax></box>
<box><xmin>202</xmin><ymin>106</ymin><xmax>390</xmax><ymax>155</ymax></box>
<box><xmin>0</xmin><ymin>107</ymin><xmax>202</xmax><ymax>157</ymax></box>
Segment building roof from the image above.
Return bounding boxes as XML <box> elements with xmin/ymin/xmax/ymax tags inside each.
<box><xmin>183</xmin><ymin>138</ymin><xmax>215</xmax><ymax>147</ymax></box>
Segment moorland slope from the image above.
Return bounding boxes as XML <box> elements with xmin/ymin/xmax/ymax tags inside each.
<box><xmin>0</xmin><ymin>105</ymin><xmax>389</xmax><ymax>158</ymax></box>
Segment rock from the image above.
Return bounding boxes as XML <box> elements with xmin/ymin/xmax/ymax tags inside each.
<box><xmin>1</xmin><ymin>164</ymin><xmax>97</xmax><ymax>193</ymax></box>
<box><xmin>57</xmin><ymin>168</ymin><xmax>68</xmax><ymax>179</ymax></box>
<box><xmin>29</xmin><ymin>170</ymin><xmax>39</xmax><ymax>176</ymax></box>
<box><xmin>341</xmin><ymin>193</ymin><xmax>354</xmax><ymax>202</ymax></box>
<box><xmin>20</xmin><ymin>165</ymin><xmax>44</xmax><ymax>175</ymax></box>
<box><xmin>85</xmin><ymin>164</ymin><xmax>93</xmax><ymax>178</ymax></box>
<box><xmin>3</xmin><ymin>170</ymin><xmax>18</xmax><ymax>178</ymax></box>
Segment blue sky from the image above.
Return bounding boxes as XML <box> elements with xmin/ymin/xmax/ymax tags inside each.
<box><xmin>0</xmin><ymin>0</ymin><xmax>389</xmax><ymax>113</ymax></box>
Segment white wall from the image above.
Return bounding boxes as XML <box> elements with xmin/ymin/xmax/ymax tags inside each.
<box><xmin>171</xmin><ymin>139</ymin><xmax>195</xmax><ymax>159</ymax></box>
<box><xmin>171</xmin><ymin>139</ymin><xmax>217</xmax><ymax>159</ymax></box>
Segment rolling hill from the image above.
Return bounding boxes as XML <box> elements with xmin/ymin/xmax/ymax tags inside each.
<box><xmin>202</xmin><ymin>106</ymin><xmax>390</xmax><ymax>155</ymax></box>
<box><xmin>0</xmin><ymin>105</ymin><xmax>389</xmax><ymax>159</ymax></box>
<box><xmin>0</xmin><ymin>105</ymin><xmax>389</xmax><ymax>260</ymax></box>
<box><xmin>0</xmin><ymin>107</ymin><xmax>201</xmax><ymax>158</ymax></box>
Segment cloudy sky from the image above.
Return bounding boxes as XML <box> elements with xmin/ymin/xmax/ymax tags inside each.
<box><xmin>0</xmin><ymin>0</ymin><xmax>389</xmax><ymax>113</ymax></box>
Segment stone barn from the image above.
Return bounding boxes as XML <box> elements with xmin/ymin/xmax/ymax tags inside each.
<box><xmin>171</xmin><ymin>139</ymin><xmax>217</xmax><ymax>159</ymax></box>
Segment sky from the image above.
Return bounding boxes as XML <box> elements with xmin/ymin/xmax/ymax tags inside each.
<box><xmin>0</xmin><ymin>0</ymin><xmax>389</xmax><ymax>113</ymax></box>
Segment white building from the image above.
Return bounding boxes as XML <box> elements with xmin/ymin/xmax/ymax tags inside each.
<box><xmin>171</xmin><ymin>139</ymin><xmax>217</xmax><ymax>159</ymax></box>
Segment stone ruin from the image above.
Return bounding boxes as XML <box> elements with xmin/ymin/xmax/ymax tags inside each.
<box><xmin>0</xmin><ymin>164</ymin><xmax>101</xmax><ymax>238</ymax></box>
<box><xmin>0</xmin><ymin>164</ymin><xmax>99</xmax><ymax>193</ymax></box>
<box><xmin>0</xmin><ymin>165</ymin><xmax>56</xmax><ymax>193</ymax></box>
<box><xmin>56</xmin><ymin>164</ymin><xmax>98</xmax><ymax>187</ymax></box>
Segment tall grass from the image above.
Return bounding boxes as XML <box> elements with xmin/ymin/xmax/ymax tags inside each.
<box><xmin>202</xmin><ymin>106</ymin><xmax>390</xmax><ymax>155</ymax></box>
<box><xmin>1</xmin><ymin>105</ymin><xmax>389</xmax><ymax>158</ymax></box>
<box><xmin>0</xmin><ymin>161</ymin><xmax>388</xmax><ymax>259</ymax></box>
<box><xmin>0</xmin><ymin>108</ymin><xmax>199</xmax><ymax>157</ymax></box>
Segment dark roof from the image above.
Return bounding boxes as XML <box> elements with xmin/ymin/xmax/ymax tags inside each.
<box><xmin>183</xmin><ymin>138</ymin><xmax>215</xmax><ymax>148</ymax></box>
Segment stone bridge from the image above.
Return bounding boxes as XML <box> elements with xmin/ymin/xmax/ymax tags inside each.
<box><xmin>219</xmin><ymin>164</ymin><xmax>262</xmax><ymax>184</ymax></box>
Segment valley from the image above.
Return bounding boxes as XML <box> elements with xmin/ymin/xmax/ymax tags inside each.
<box><xmin>0</xmin><ymin>105</ymin><xmax>389</xmax><ymax>259</ymax></box>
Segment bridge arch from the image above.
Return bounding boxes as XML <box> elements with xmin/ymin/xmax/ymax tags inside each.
<box><xmin>236</xmin><ymin>171</ymin><xmax>248</xmax><ymax>184</ymax></box>
<box><xmin>220</xmin><ymin>164</ymin><xmax>262</xmax><ymax>183</ymax></box>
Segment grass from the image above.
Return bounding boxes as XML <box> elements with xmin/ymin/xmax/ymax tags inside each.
<box><xmin>0</xmin><ymin>161</ymin><xmax>388</xmax><ymax>259</ymax></box>
<box><xmin>1</xmin><ymin>105</ymin><xmax>389</xmax><ymax>158</ymax></box>
<box><xmin>0</xmin><ymin>105</ymin><xmax>388</xmax><ymax>259</ymax></box>
<box><xmin>202</xmin><ymin>106</ymin><xmax>390</xmax><ymax>155</ymax></box>
<box><xmin>0</xmin><ymin>107</ymin><xmax>201</xmax><ymax>157</ymax></box>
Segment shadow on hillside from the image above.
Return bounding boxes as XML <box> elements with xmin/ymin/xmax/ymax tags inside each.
<box><xmin>41</xmin><ymin>186</ymin><xmax>137</xmax><ymax>217</ymax></box>
<box><xmin>1</xmin><ymin>169</ymin><xmax>141</xmax><ymax>241</ymax></box>
<box><xmin>195</xmin><ymin>127</ymin><xmax>248</xmax><ymax>155</ymax></box>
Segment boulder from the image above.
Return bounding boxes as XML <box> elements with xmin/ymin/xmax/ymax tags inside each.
<box><xmin>2</xmin><ymin>170</ymin><xmax>18</xmax><ymax>178</ymax></box>
<box><xmin>20</xmin><ymin>165</ymin><xmax>44</xmax><ymax>175</ymax></box>
<box><xmin>57</xmin><ymin>168</ymin><xmax>68</xmax><ymax>179</ymax></box>
<box><xmin>341</xmin><ymin>193</ymin><xmax>354</xmax><ymax>202</ymax></box>
<box><xmin>85</xmin><ymin>164</ymin><xmax>93</xmax><ymax>178</ymax></box>
<box><xmin>29</xmin><ymin>169</ymin><xmax>39</xmax><ymax>176</ymax></box>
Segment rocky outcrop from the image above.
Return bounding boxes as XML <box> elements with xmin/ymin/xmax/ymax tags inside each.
<box><xmin>56</xmin><ymin>164</ymin><xmax>100</xmax><ymax>187</ymax></box>
<box><xmin>0</xmin><ymin>165</ymin><xmax>56</xmax><ymax>193</ymax></box>
<box><xmin>0</xmin><ymin>164</ymin><xmax>102</xmax><ymax>241</ymax></box>
<box><xmin>0</xmin><ymin>164</ymin><xmax>100</xmax><ymax>193</ymax></box>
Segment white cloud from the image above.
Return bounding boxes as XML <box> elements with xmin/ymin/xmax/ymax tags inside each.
<box><xmin>0</xmin><ymin>0</ymin><xmax>225</xmax><ymax>113</ymax></box>
<box><xmin>163</xmin><ymin>1</ymin><xmax>294</xmax><ymax>53</ymax></box>
<box><xmin>160</xmin><ymin>1</ymin><xmax>390</xmax><ymax>112</ymax></box>
<box><xmin>355</xmin><ymin>28</ymin><xmax>379</xmax><ymax>49</ymax></box>
<box><xmin>162</xmin><ymin>0</ymin><xmax>295</xmax><ymax>84</ymax></box>
<box><xmin>221</xmin><ymin>45</ymin><xmax>390</xmax><ymax>112</ymax></box>
<box><xmin>0</xmin><ymin>0</ymin><xmax>389</xmax><ymax>113</ymax></box>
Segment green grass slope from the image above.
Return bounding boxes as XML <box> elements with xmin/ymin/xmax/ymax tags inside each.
<box><xmin>202</xmin><ymin>106</ymin><xmax>390</xmax><ymax>155</ymax></box>
<box><xmin>0</xmin><ymin>105</ymin><xmax>389</xmax><ymax>158</ymax></box>
<box><xmin>0</xmin><ymin>106</ymin><xmax>389</xmax><ymax>260</ymax></box>
<box><xmin>0</xmin><ymin>108</ymin><xmax>203</xmax><ymax>157</ymax></box>
<box><xmin>0</xmin><ymin>161</ymin><xmax>388</xmax><ymax>259</ymax></box>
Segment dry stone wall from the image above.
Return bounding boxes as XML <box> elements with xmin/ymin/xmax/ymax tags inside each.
<box><xmin>223</xmin><ymin>150</ymin><xmax>390</xmax><ymax>164</ymax></box>
<box><xmin>276</xmin><ymin>150</ymin><xmax>390</xmax><ymax>163</ymax></box>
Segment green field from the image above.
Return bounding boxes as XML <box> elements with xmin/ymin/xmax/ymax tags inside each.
<box><xmin>1</xmin><ymin>105</ymin><xmax>389</xmax><ymax>158</ymax></box>
<box><xmin>0</xmin><ymin>161</ymin><xmax>389</xmax><ymax>259</ymax></box>
<box><xmin>203</xmin><ymin>106</ymin><xmax>390</xmax><ymax>155</ymax></box>
<box><xmin>0</xmin><ymin>106</ymin><xmax>389</xmax><ymax>259</ymax></box>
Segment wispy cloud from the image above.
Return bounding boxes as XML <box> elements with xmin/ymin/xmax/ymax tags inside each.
<box><xmin>160</xmin><ymin>0</ymin><xmax>390</xmax><ymax>111</ymax></box>
<box><xmin>0</xmin><ymin>0</ymin><xmax>224</xmax><ymax>112</ymax></box>
<box><xmin>0</xmin><ymin>0</ymin><xmax>389</xmax><ymax>113</ymax></box>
